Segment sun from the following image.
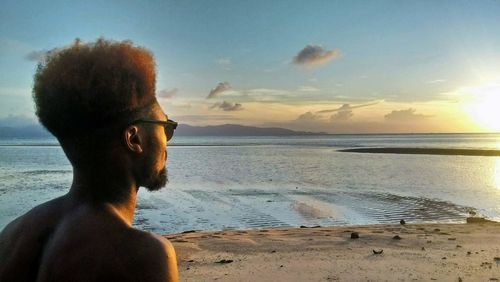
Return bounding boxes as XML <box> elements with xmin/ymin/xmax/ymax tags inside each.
<box><xmin>463</xmin><ymin>82</ymin><xmax>500</xmax><ymax>132</ymax></box>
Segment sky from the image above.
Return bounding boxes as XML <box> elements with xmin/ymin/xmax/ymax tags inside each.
<box><xmin>1</xmin><ymin>0</ymin><xmax>500</xmax><ymax>133</ymax></box>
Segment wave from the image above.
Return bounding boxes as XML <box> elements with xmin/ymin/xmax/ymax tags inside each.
<box><xmin>21</xmin><ymin>170</ymin><xmax>72</xmax><ymax>175</ymax></box>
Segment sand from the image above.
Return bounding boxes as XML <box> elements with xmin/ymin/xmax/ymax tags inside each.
<box><xmin>166</xmin><ymin>220</ymin><xmax>500</xmax><ymax>281</ymax></box>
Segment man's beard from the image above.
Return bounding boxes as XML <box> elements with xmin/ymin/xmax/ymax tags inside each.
<box><xmin>143</xmin><ymin>167</ymin><xmax>168</xmax><ymax>191</ymax></box>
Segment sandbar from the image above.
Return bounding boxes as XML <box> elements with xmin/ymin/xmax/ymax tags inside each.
<box><xmin>339</xmin><ymin>147</ymin><xmax>500</xmax><ymax>156</ymax></box>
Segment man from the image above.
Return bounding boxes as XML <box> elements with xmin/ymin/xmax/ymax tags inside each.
<box><xmin>0</xmin><ymin>39</ymin><xmax>179</xmax><ymax>281</ymax></box>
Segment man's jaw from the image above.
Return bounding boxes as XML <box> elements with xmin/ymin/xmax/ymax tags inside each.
<box><xmin>142</xmin><ymin>167</ymin><xmax>168</xmax><ymax>192</ymax></box>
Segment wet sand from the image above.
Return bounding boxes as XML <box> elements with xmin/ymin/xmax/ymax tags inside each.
<box><xmin>339</xmin><ymin>147</ymin><xmax>500</xmax><ymax>156</ymax></box>
<box><xmin>167</xmin><ymin>220</ymin><xmax>500</xmax><ymax>281</ymax></box>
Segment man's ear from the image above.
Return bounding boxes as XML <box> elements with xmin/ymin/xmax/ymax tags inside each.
<box><xmin>124</xmin><ymin>125</ymin><xmax>143</xmax><ymax>153</ymax></box>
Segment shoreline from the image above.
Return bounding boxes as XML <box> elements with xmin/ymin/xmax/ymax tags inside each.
<box><xmin>339</xmin><ymin>147</ymin><xmax>500</xmax><ymax>156</ymax></box>
<box><xmin>168</xmin><ymin>221</ymin><xmax>500</xmax><ymax>281</ymax></box>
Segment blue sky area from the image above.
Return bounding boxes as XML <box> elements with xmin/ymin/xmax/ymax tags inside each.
<box><xmin>1</xmin><ymin>0</ymin><xmax>500</xmax><ymax>133</ymax></box>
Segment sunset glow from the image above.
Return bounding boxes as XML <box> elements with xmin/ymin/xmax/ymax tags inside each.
<box><xmin>462</xmin><ymin>81</ymin><xmax>500</xmax><ymax>132</ymax></box>
<box><xmin>2</xmin><ymin>3</ymin><xmax>500</xmax><ymax>281</ymax></box>
<box><xmin>1</xmin><ymin>1</ymin><xmax>500</xmax><ymax>134</ymax></box>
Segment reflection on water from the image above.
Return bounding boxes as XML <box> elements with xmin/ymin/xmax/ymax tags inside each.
<box><xmin>493</xmin><ymin>141</ymin><xmax>500</xmax><ymax>192</ymax></box>
<box><xmin>495</xmin><ymin>158</ymin><xmax>500</xmax><ymax>191</ymax></box>
<box><xmin>1</xmin><ymin>135</ymin><xmax>500</xmax><ymax>233</ymax></box>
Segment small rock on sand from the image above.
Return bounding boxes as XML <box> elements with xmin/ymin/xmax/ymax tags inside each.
<box><xmin>215</xmin><ymin>259</ymin><xmax>234</xmax><ymax>264</ymax></box>
<box><xmin>392</xmin><ymin>235</ymin><xmax>402</xmax><ymax>240</ymax></box>
<box><xmin>182</xmin><ymin>230</ymin><xmax>197</xmax><ymax>234</ymax></box>
<box><xmin>351</xmin><ymin>232</ymin><xmax>359</xmax><ymax>239</ymax></box>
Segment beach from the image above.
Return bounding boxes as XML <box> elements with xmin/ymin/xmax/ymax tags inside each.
<box><xmin>169</xmin><ymin>220</ymin><xmax>500</xmax><ymax>281</ymax></box>
<box><xmin>1</xmin><ymin>135</ymin><xmax>500</xmax><ymax>281</ymax></box>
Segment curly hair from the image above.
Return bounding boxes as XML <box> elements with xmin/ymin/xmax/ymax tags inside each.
<box><xmin>33</xmin><ymin>38</ymin><xmax>157</xmax><ymax>140</ymax></box>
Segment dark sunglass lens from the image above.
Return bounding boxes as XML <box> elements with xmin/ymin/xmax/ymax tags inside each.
<box><xmin>166</xmin><ymin>126</ymin><xmax>174</xmax><ymax>141</ymax></box>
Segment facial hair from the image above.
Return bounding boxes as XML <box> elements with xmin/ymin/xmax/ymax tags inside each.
<box><xmin>144</xmin><ymin>167</ymin><xmax>168</xmax><ymax>191</ymax></box>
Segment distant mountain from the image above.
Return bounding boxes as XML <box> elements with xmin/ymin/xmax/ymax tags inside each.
<box><xmin>175</xmin><ymin>124</ymin><xmax>328</xmax><ymax>136</ymax></box>
<box><xmin>0</xmin><ymin>123</ymin><xmax>327</xmax><ymax>138</ymax></box>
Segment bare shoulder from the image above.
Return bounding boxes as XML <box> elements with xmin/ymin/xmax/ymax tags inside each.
<box><xmin>1</xmin><ymin>196</ymin><xmax>64</xmax><ymax>235</ymax></box>
<box><xmin>0</xmin><ymin>196</ymin><xmax>65</xmax><ymax>248</ymax></box>
<box><xmin>0</xmin><ymin>197</ymin><xmax>66</xmax><ymax>281</ymax></box>
<box><xmin>129</xmin><ymin>229</ymin><xmax>177</xmax><ymax>260</ymax></box>
<box><xmin>126</xmin><ymin>229</ymin><xmax>179</xmax><ymax>282</ymax></box>
<box><xmin>29</xmin><ymin>205</ymin><xmax>179</xmax><ymax>282</ymax></box>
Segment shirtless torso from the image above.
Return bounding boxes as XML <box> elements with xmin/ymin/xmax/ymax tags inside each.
<box><xmin>0</xmin><ymin>195</ymin><xmax>178</xmax><ymax>282</ymax></box>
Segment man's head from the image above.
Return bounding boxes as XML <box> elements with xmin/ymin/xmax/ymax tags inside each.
<box><xmin>32</xmin><ymin>38</ymin><xmax>171</xmax><ymax>192</ymax></box>
<box><xmin>125</xmin><ymin>102</ymin><xmax>170</xmax><ymax>191</ymax></box>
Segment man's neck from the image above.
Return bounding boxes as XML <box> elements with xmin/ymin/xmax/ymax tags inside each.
<box><xmin>68</xmin><ymin>168</ymin><xmax>138</xmax><ymax>226</ymax></box>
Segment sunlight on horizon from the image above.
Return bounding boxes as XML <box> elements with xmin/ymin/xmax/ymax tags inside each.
<box><xmin>461</xmin><ymin>80</ymin><xmax>500</xmax><ymax>133</ymax></box>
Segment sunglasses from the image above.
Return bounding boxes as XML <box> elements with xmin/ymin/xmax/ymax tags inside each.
<box><xmin>130</xmin><ymin>119</ymin><xmax>178</xmax><ymax>141</ymax></box>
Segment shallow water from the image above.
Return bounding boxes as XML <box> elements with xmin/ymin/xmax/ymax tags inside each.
<box><xmin>1</xmin><ymin>134</ymin><xmax>500</xmax><ymax>233</ymax></box>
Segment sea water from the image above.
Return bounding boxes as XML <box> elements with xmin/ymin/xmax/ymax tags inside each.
<box><xmin>1</xmin><ymin>134</ymin><xmax>500</xmax><ymax>234</ymax></box>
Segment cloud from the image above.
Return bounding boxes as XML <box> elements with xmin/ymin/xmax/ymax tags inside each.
<box><xmin>294</xmin><ymin>102</ymin><xmax>379</xmax><ymax>124</ymax></box>
<box><xmin>26</xmin><ymin>46</ymin><xmax>68</xmax><ymax>62</ymax></box>
<box><xmin>316</xmin><ymin>101</ymin><xmax>379</xmax><ymax>114</ymax></box>
<box><xmin>425</xmin><ymin>79</ymin><xmax>446</xmax><ymax>84</ymax></box>
<box><xmin>245</xmin><ymin>88</ymin><xmax>289</xmax><ymax>96</ymax></box>
<box><xmin>384</xmin><ymin>108</ymin><xmax>432</xmax><ymax>122</ymax></box>
<box><xmin>298</xmin><ymin>86</ymin><xmax>320</xmax><ymax>92</ymax></box>
<box><xmin>0</xmin><ymin>39</ymin><xmax>33</xmax><ymax>58</ymax></box>
<box><xmin>0</xmin><ymin>114</ymin><xmax>37</xmax><ymax>127</ymax></box>
<box><xmin>237</xmin><ymin>88</ymin><xmax>293</xmax><ymax>102</ymax></box>
<box><xmin>176</xmin><ymin>114</ymin><xmax>241</xmax><ymax>123</ymax></box>
<box><xmin>25</xmin><ymin>50</ymin><xmax>48</xmax><ymax>61</ymax></box>
<box><xmin>210</xmin><ymin>100</ymin><xmax>243</xmax><ymax>111</ymax></box>
<box><xmin>157</xmin><ymin>88</ymin><xmax>178</xmax><ymax>99</ymax></box>
<box><xmin>216</xmin><ymin>58</ymin><xmax>231</xmax><ymax>65</ymax></box>
<box><xmin>295</xmin><ymin>111</ymin><xmax>322</xmax><ymax>122</ymax></box>
<box><xmin>292</xmin><ymin>45</ymin><xmax>340</xmax><ymax>66</ymax></box>
<box><xmin>207</xmin><ymin>82</ymin><xmax>231</xmax><ymax>99</ymax></box>
<box><xmin>330</xmin><ymin>104</ymin><xmax>354</xmax><ymax>121</ymax></box>
<box><xmin>297</xmin><ymin>105</ymin><xmax>356</xmax><ymax>123</ymax></box>
<box><xmin>216</xmin><ymin>58</ymin><xmax>232</xmax><ymax>70</ymax></box>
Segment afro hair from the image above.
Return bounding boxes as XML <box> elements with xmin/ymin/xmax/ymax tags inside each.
<box><xmin>33</xmin><ymin>38</ymin><xmax>157</xmax><ymax>139</ymax></box>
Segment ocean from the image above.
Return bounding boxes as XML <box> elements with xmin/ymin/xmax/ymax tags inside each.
<box><xmin>1</xmin><ymin>134</ymin><xmax>500</xmax><ymax>234</ymax></box>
